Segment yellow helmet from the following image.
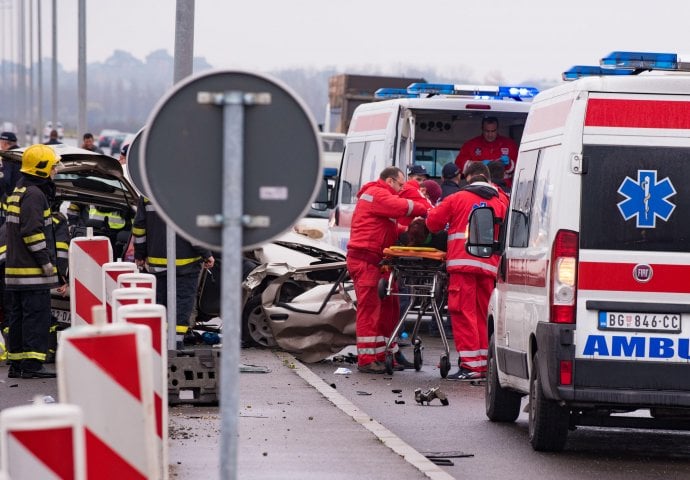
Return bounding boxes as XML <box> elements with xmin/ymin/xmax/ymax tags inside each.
<box><xmin>21</xmin><ymin>144</ymin><xmax>61</xmax><ymax>178</ymax></box>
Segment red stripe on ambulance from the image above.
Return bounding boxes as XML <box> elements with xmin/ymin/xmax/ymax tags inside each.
<box><xmin>349</xmin><ymin>112</ymin><xmax>391</xmax><ymax>132</ymax></box>
<box><xmin>585</xmin><ymin>98</ymin><xmax>690</xmax><ymax>129</ymax></box>
<box><xmin>579</xmin><ymin>261</ymin><xmax>690</xmax><ymax>293</ymax></box>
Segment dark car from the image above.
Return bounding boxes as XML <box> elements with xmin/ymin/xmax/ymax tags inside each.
<box><xmin>109</xmin><ymin>133</ymin><xmax>131</xmax><ymax>156</ymax></box>
<box><xmin>97</xmin><ymin>129</ymin><xmax>120</xmax><ymax>149</ymax></box>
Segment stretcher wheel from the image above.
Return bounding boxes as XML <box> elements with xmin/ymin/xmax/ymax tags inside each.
<box><xmin>413</xmin><ymin>346</ymin><xmax>423</xmax><ymax>371</ymax></box>
<box><xmin>377</xmin><ymin>278</ymin><xmax>388</xmax><ymax>299</ymax></box>
<box><xmin>439</xmin><ymin>354</ymin><xmax>451</xmax><ymax>378</ymax></box>
<box><xmin>385</xmin><ymin>353</ymin><xmax>394</xmax><ymax>375</ymax></box>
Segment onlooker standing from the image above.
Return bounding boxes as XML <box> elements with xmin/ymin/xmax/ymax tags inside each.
<box><xmin>132</xmin><ymin>196</ymin><xmax>214</xmax><ymax>327</ymax></box>
<box><xmin>454</xmin><ymin>116</ymin><xmax>518</xmax><ymax>188</ymax></box>
<box><xmin>426</xmin><ymin>162</ymin><xmax>507</xmax><ymax>380</ymax></box>
<box><xmin>0</xmin><ymin>132</ymin><xmax>22</xmax><ymax>214</ymax></box>
<box><xmin>5</xmin><ymin>144</ymin><xmax>61</xmax><ymax>379</ymax></box>
<box><xmin>81</xmin><ymin>133</ymin><xmax>104</xmax><ymax>154</ymax></box>
<box><xmin>346</xmin><ymin>167</ymin><xmax>428</xmax><ymax>374</ymax></box>
<box><xmin>439</xmin><ymin>162</ymin><xmax>464</xmax><ymax>202</ymax></box>
<box><xmin>44</xmin><ymin>129</ymin><xmax>62</xmax><ymax>145</ymax></box>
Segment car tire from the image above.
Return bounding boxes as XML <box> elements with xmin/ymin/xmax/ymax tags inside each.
<box><xmin>528</xmin><ymin>352</ymin><xmax>569</xmax><ymax>451</ymax></box>
<box><xmin>485</xmin><ymin>334</ymin><xmax>522</xmax><ymax>422</ymax></box>
<box><xmin>241</xmin><ymin>295</ymin><xmax>277</xmax><ymax>348</ymax></box>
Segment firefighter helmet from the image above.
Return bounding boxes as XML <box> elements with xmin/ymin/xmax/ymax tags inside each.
<box><xmin>20</xmin><ymin>144</ymin><xmax>61</xmax><ymax>178</ymax></box>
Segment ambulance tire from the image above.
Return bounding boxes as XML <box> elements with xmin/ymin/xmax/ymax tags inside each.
<box><xmin>485</xmin><ymin>335</ymin><xmax>522</xmax><ymax>422</ymax></box>
<box><xmin>528</xmin><ymin>353</ymin><xmax>569</xmax><ymax>452</ymax></box>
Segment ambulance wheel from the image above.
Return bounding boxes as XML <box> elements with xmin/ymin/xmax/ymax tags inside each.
<box><xmin>413</xmin><ymin>346</ymin><xmax>423</xmax><ymax>371</ymax></box>
<box><xmin>385</xmin><ymin>353</ymin><xmax>394</xmax><ymax>375</ymax></box>
<box><xmin>486</xmin><ymin>335</ymin><xmax>522</xmax><ymax>422</ymax></box>
<box><xmin>528</xmin><ymin>353</ymin><xmax>569</xmax><ymax>451</ymax></box>
<box><xmin>377</xmin><ymin>279</ymin><xmax>388</xmax><ymax>299</ymax></box>
<box><xmin>439</xmin><ymin>354</ymin><xmax>451</xmax><ymax>378</ymax></box>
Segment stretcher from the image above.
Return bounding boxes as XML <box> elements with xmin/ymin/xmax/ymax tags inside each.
<box><xmin>378</xmin><ymin>246</ymin><xmax>452</xmax><ymax>378</ymax></box>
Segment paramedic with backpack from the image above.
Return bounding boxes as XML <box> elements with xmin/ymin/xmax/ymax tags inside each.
<box><xmin>347</xmin><ymin>167</ymin><xmax>428</xmax><ymax>374</ymax></box>
<box><xmin>426</xmin><ymin>162</ymin><xmax>507</xmax><ymax>380</ymax></box>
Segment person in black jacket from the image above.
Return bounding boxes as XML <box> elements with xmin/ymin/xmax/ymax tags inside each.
<box><xmin>438</xmin><ymin>162</ymin><xmax>465</xmax><ymax>202</ymax></box>
<box><xmin>0</xmin><ymin>131</ymin><xmax>22</xmax><ymax>227</ymax></box>
<box><xmin>132</xmin><ymin>196</ymin><xmax>214</xmax><ymax>327</ymax></box>
<box><xmin>5</xmin><ymin>144</ymin><xmax>61</xmax><ymax>379</ymax></box>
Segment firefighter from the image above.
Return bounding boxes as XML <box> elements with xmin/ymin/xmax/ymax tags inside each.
<box><xmin>5</xmin><ymin>144</ymin><xmax>61</xmax><ymax>379</ymax></box>
<box><xmin>346</xmin><ymin>166</ymin><xmax>429</xmax><ymax>374</ymax></box>
<box><xmin>132</xmin><ymin>196</ymin><xmax>214</xmax><ymax>328</ymax></box>
<box><xmin>426</xmin><ymin>162</ymin><xmax>507</xmax><ymax>380</ymax></box>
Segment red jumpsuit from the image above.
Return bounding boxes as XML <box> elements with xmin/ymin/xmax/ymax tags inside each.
<box><xmin>397</xmin><ymin>179</ymin><xmax>433</xmax><ymax>231</ymax></box>
<box><xmin>425</xmin><ymin>182</ymin><xmax>507</xmax><ymax>374</ymax></box>
<box><xmin>455</xmin><ymin>135</ymin><xmax>518</xmax><ymax>188</ymax></box>
<box><xmin>347</xmin><ymin>179</ymin><xmax>428</xmax><ymax>367</ymax></box>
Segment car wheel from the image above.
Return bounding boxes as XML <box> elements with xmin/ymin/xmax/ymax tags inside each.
<box><xmin>485</xmin><ymin>334</ymin><xmax>522</xmax><ymax>422</ymax></box>
<box><xmin>528</xmin><ymin>352</ymin><xmax>569</xmax><ymax>451</ymax></box>
<box><xmin>241</xmin><ymin>295</ymin><xmax>277</xmax><ymax>348</ymax></box>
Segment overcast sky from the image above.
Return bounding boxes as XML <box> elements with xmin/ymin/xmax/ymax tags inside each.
<box><xmin>4</xmin><ymin>0</ymin><xmax>688</xmax><ymax>84</ymax></box>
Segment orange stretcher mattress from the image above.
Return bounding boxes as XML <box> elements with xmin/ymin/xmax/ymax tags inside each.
<box><xmin>383</xmin><ymin>246</ymin><xmax>446</xmax><ymax>261</ymax></box>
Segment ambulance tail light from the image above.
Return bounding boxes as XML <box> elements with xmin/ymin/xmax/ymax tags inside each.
<box><xmin>559</xmin><ymin>360</ymin><xmax>573</xmax><ymax>385</ymax></box>
<box><xmin>550</xmin><ymin>230</ymin><xmax>579</xmax><ymax>324</ymax></box>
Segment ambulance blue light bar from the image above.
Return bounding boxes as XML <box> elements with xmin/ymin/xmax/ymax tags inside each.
<box><xmin>562</xmin><ymin>51</ymin><xmax>690</xmax><ymax>81</ymax></box>
<box><xmin>405</xmin><ymin>83</ymin><xmax>538</xmax><ymax>100</ymax></box>
<box><xmin>562</xmin><ymin>66</ymin><xmax>637</xmax><ymax>81</ymax></box>
<box><xmin>374</xmin><ymin>88</ymin><xmax>417</xmax><ymax>99</ymax></box>
<box><xmin>599</xmin><ymin>51</ymin><xmax>681</xmax><ymax>70</ymax></box>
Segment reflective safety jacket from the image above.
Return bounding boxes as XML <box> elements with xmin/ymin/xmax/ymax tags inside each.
<box><xmin>132</xmin><ymin>196</ymin><xmax>211</xmax><ymax>274</ymax></box>
<box><xmin>52</xmin><ymin>211</ymin><xmax>70</xmax><ymax>281</ymax></box>
<box><xmin>426</xmin><ymin>181</ymin><xmax>507</xmax><ymax>277</ymax></box>
<box><xmin>347</xmin><ymin>179</ymin><xmax>428</xmax><ymax>262</ymax></box>
<box><xmin>67</xmin><ymin>203</ymin><xmax>127</xmax><ymax>231</ymax></box>
<box><xmin>5</xmin><ymin>175</ymin><xmax>58</xmax><ymax>290</ymax></box>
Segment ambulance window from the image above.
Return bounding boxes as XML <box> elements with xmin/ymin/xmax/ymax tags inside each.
<box><xmin>340</xmin><ymin>142</ymin><xmax>365</xmax><ymax>205</ymax></box>
<box><xmin>508</xmin><ymin>150</ymin><xmax>540</xmax><ymax>248</ymax></box>
<box><xmin>580</xmin><ymin>145</ymin><xmax>690</xmax><ymax>252</ymax></box>
<box><xmin>360</xmin><ymin>140</ymin><xmax>385</xmax><ymax>189</ymax></box>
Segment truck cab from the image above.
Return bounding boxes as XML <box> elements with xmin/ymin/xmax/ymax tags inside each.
<box><xmin>328</xmin><ymin>83</ymin><xmax>537</xmax><ymax>251</ymax></box>
<box><xmin>467</xmin><ymin>51</ymin><xmax>690</xmax><ymax>451</ymax></box>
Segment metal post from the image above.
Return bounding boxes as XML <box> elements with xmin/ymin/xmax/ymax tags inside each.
<box><xmin>220</xmin><ymin>91</ymin><xmax>243</xmax><ymax>480</ymax></box>
<box><xmin>51</xmin><ymin>0</ymin><xmax>57</xmax><ymax>129</ymax></box>
<box><xmin>169</xmin><ymin>0</ymin><xmax>195</xmax><ymax>350</ymax></box>
<box><xmin>77</xmin><ymin>0</ymin><xmax>86</xmax><ymax>138</ymax></box>
<box><xmin>28</xmin><ymin>0</ymin><xmax>33</xmax><ymax>142</ymax></box>
<box><xmin>17</xmin><ymin>0</ymin><xmax>26</xmax><ymax>144</ymax></box>
<box><xmin>37</xmin><ymin>0</ymin><xmax>43</xmax><ymax>142</ymax></box>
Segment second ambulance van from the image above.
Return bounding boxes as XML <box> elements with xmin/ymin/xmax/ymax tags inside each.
<box><xmin>467</xmin><ymin>51</ymin><xmax>690</xmax><ymax>451</ymax></box>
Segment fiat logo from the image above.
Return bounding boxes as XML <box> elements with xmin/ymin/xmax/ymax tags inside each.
<box><xmin>633</xmin><ymin>264</ymin><xmax>653</xmax><ymax>283</ymax></box>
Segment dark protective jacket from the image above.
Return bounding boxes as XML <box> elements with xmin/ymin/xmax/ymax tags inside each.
<box><xmin>132</xmin><ymin>196</ymin><xmax>211</xmax><ymax>275</ymax></box>
<box><xmin>5</xmin><ymin>175</ymin><xmax>59</xmax><ymax>290</ymax></box>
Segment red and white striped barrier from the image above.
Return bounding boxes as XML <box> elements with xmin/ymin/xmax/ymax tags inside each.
<box><xmin>57</xmin><ymin>308</ymin><xmax>158</xmax><ymax>480</ymax></box>
<box><xmin>117</xmin><ymin>272</ymin><xmax>157</xmax><ymax>291</ymax></box>
<box><xmin>117</xmin><ymin>304</ymin><xmax>168</xmax><ymax>480</ymax></box>
<box><xmin>69</xmin><ymin>235</ymin><xmax>113</xmax><ymax>326</ymax></box>
<box><xmin>0</xmin><ymin>397</ymin><xmax>85</xmax><ymax>480</ymax></box>
<box><xmin>102</xmin><ymin>262</ymin><xmax>138</xmax><ymax>322</ymax></box>
<box><xmin>111</xmin><ymin>287</ymin><xmax>156</xmax><ymax>325</ymax></box>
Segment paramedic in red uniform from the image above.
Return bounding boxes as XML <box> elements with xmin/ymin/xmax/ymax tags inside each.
<box><xmin>398</xmin><ymin>164</ymin><xmax>434</xmax><ymax>230</ymax></box>
<box><xmin>455</xmin><ymin>116</ymin><xmax>518</xmax><ymax>189</ymax></box>
<box><xmin>426</xmin><ymin>162</ymin><xmax>507</xmax><ymax>380</ymax></box>
<box><xmin>347</xmin><ymin>167</ymin><xmax>429</xmax><ymax>374</ymax></box>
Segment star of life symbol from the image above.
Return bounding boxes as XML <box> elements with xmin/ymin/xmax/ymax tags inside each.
<box><xmin>472</xmin><ymin>201</ymin><xmax>488</xmax><ymax>210</ymax></box>
<box><xmin>617</xmin><ymin>170</ymin><xmax>676</xmax><ymax>228</ymax></box>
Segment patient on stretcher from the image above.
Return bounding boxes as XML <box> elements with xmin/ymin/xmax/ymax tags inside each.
<box><xmin>397</xmin><ymin>218</ymin><xmax>447</xmax><ymax>251</ymax></box>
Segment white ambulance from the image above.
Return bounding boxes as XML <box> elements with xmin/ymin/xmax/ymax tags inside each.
<box><xmin>327</xmin><ymin>83</ymin><xmax>538</xmax><ymax>251</ymax></box>
<box><xmin>466</xmin><ymin>51</ymin><xmax>690</xmax><ymax>451</ymax></box>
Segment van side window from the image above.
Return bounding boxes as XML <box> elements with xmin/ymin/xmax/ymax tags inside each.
<box><xmin>340</xmin><ymin>142</ymin><xmax>365</xmax><ymax>205</ymax></box>
<box><xmin>508</xmin><ymin>150</ymin><xmax>540</xmax><ymax>248</ymax></box>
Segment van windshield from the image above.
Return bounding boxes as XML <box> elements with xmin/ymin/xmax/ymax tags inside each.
<box><xmin>580</xmin><ymin>145</ymin><xmax>690</xmax><ymax>252</ymax></box>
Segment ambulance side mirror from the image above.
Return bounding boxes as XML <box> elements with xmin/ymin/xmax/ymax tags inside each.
<box><xmin>466</xmin><ymin>207</ymin><xmax>500</xmax><ymax>258</ymax></box>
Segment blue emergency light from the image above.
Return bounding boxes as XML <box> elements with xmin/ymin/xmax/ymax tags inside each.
<box><xmin>404</xmin><ymin>82</ymin><xmax>538</xmax><ymax>100</ymax></box>
<box><xmin>406</xmin><ymin>83</ymin><xmax>457</xmax><ymax>95</ymax></box>
<box><xmin>562</xmin><ymin>51</ymin><xmax>690</xmax><ymax>81</ymax></box>
<box><xmin>374</xmin><ymin>88</ymin><xmax>417</xmax><ymax>99</ymax></box>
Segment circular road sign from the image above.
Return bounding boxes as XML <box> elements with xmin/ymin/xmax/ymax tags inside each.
<box><xmin>124</xmin><ymin>127</ymin><xmax>146</xmax><ymax>195</ymax></box>
<box><xmin>141</xmin><ymin>69</ymin><xmax>322</xmax><ymax>251</ymax></box>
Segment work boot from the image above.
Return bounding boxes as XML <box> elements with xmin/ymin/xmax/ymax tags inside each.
<box><xmin>21</xmin><ymin>366</ymin><xmax>57</xmax><ymax>379</ymax></box>
<box><xmin>7</xmin><ymin>364</ymin><xmax>21</xmax><ymax>379</ymax></box>
<box><xmin>357</xmin><ymin>361</ymin><xmax>386</xmax><ymax>374</ymax></box>
<box><xmin>394</xmin><ymin>351</ymin><xmax>415</xmax><ymax>370</ymax></box>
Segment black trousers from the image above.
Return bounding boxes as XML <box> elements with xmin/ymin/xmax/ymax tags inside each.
<box><xmin>7</xmin><ymin>289</ymin><xmax>51</xmax><ymax>371</ymax></box>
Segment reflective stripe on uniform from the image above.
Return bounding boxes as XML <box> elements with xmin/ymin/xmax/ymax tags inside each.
<box><xmin>405</xmin><ymin>198</ymin><xmax>414</xmax><ymax>216</ymax></box>
<box><xmin>446</xmin><ymin>258</ymin><xmax>498</xmax><ymax>274</ymax></box>
<box><xmin>447</xmin><ymin>232</ymin><xmax>466</xmax><ymax>241</ymax></box>
<box><xmin>360</xmin><ymin>193</ymin><xmax>373</xmax><ymax>203</ymax></box>
<box><xmin>148</xmin><ymin>256</ymin><xmax>201</xmax><ymax>267</ymax></box>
